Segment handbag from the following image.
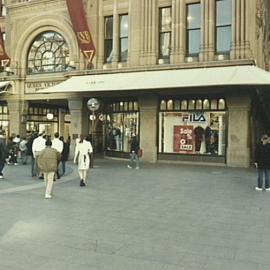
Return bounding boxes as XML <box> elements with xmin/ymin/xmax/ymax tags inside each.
<box><xmin>138</xmin><ymin>148</ymin><xmax>143</xmax><ymax>158</ymax></box>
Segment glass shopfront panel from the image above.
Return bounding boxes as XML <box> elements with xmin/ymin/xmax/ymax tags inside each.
<box><xmin>26</xmin><ymin>105</ymin><xmax>59</xmax><ymax>136</ymax></box>
<box><xmin>0</xmin><ymin>103</ymin><xmax>9</xmax><ymax>137</ymax></box>
<box><xmin>106</xmin><ymin>112</ymin><xmax>139</xmax><ymax>152</ymax></box>
<box><xmin>159</xmin><ymin>98</ymin><xmax>227</xmax><ymax>156</ymax></box>
<box><xmin>105</xmin><ymin>100</ymin><xmax>139</xmax><ymax>154</ymax></box>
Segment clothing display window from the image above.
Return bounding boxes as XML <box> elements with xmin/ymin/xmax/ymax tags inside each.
<box><xmin>159</xmin><ymin>98</ymin><xmax>227</xmax><ymax>156</ymax></box>
<box><xmin>26</xmin><ymin>105</ymin><xmax>60</xmax><ymax>135</ymax></box>
<box><xmin>105</xmin><ymin>100</ymin><xmax>139</xmax><ymax>153</ymax></box>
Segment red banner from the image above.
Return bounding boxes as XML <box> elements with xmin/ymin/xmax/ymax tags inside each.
<box><xmin>66</xmin><ymin>0</ymin><xmax>96</xmax><ymax>63</ymax></box>
<box><xmin>174</xmin><ymin>125</ymin><xmax>194</xmax><ymax>153</ymax></box>
<box><xmin>0</xmin><ymin>27</ymin><xmax>10</xmax><ymax>67</ymax></box>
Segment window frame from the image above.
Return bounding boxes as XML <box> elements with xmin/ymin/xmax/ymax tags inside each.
<box><xmin>215</xmin><ymin>0</ymin><xmax>232</xmax><ymax>54</ymax></box>
<box><xmin>158</xmin><ymin>6</ymin><xmax>172</xmax><ymax>60</ymax></box>
<box><xmin>186</xmin><ymin>2</ymin><xmax>201</xmax><ymax>57</ymax></box>
<box><xmin>119</xmin><ymin>14</ymin><xmax>129</xmax><ymax>63</ymax></box>
<box><xmin>27</xmin><ymin>31</ymin><xmax>69</xmax><ymax>75</ymax></box>
<box><xmin>104</xmin><ymin>16</ymin><xmax>114</xmax><ymax>64</ymax></box>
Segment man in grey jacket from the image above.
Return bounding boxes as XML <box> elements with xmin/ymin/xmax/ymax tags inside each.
<box><xmin>37</xmin><ymin>139</ymin><xmax>60</xmax><ymax>199</ymax></box>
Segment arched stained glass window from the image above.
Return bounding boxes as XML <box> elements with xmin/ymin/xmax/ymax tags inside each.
<box><xmin>27</xmin><ymin>31</ymin><xmax>69</xmax><ymax>74</ymax></box>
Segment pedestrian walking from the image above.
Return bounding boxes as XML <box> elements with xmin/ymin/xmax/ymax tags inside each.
<box><xmin>73</xmin><ymin>135</ymin><xmax>93</xmax><ymax>187</ymax></box>
<box><xmin>32</xmin><ymin>131</ymin><xmax>46</xmax><ymax>179</ymax></box>
<box><xmin>19</xmin><ymin>136</ymin><xmax>28</xmax><ymax>164</ymax></box>
<box><xmin>127</xmin><ymin>134</ymin><xmax>140</xmax><ymax>169</ymax></box>
<box><xmin>59</xmin><ymin>136</ymin><xmax>70</xmax><ymax>176</ymax></box>
<box><xmin>26</xmin><ymin>132</ymin><xmax>38</xmax><ymax>177</ymax></box>
<box><xmin>254</xmin><ymin>134</ymin><xmax>270</xmax><ymax>191</ymax></box>
<box><xmin>37</xmin><ymin>139</ymin><xmax>61</xmax><ymax>199</ymax></box>
<box><xmin>0</xmin><ymin>131</ymin><xmax>7</xmax><ymax>179</ymax></box>
<box><xmin>52</xmin><ymin>132</ymin><xmax>63</xmax><ymax>179</ymax></box>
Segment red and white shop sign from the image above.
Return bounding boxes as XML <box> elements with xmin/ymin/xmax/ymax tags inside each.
<box><xmin>174</xmin><ymin>125</ymin><xmax>194</xmax><ymax>153</ymax></box>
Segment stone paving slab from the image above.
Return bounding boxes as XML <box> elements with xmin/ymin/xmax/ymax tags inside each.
<box><xmin>0</xmin><ymin>159</ymin><xmax>270</xmax><ymax>269</ymax></box>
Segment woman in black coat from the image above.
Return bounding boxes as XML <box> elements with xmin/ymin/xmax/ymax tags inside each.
<box><xmin>59</xmin><ymin>136</ymin><xmax>70</xmax><ymax>176</ymax></box>
<box><xmin>254</xmin><ymin>134</ymin><xmax>270</xmax><ymax>190</ymax></box>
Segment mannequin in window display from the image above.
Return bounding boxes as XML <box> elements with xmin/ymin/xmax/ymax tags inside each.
<box><xmin>107</xmin><ymin>126</ymin><xmax>116</xmax><ymax>150</ymax></box>
<box><xmin>205</xmin><ymin>126</ymin><xmax>219</xmax><ymax>155</ymax></box>
<box><xmin>205</xmin><ymin>126</ymin><xmax>212</xmax><ymax>153</ymax></box>
<box><xmin>112</xmin><ymin>127</ymin><xmax>121</xmax><ymax>151</ymax></box>
<box><xmin>194</xmin><ymin>126</ymin><xmax>205</xmax><ymax>152</ymax></box>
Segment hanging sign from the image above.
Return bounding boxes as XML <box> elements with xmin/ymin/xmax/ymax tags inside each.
<box><xmin>0</xmin><ymin>27</ymin><xmax>10</xmax><ymax>67</ymax></box>
<box><xmin>66</xmin><ymin>0</ymin><xmax>96</xmax><ymax>63</ymax></box>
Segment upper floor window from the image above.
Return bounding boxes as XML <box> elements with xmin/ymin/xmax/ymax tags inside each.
<box><xmin>0</xmin><ymin>0</ymin><xmax>6</xmax><ymax>17</ymax></box>
<box><xmin>119</xmin><ymin>14</ymin><xmax>128</xmax><ymax>62</ymax></box>
<box><xmin>104</xmin><ymin>16</ymin><xmax>113</xmax><ymax>63</ymax></box>
<box><xmin>159</xmin><ymin>7</ymin><xmax>172</xmax><ymax>59</ymax></box>
<box><xmin>27</xmin><ymin>31</ymin><xmax>69</xmax><ymax>74</ymax></box>
<box><xmin>216</xmin><ymin>0</ymin><xmax>232</xmax><ymax>54</ymax></box>
<box><xmin>186</xmin><ymin>3</ymin><xmax>201</xmax><ymax>56</ymax></box>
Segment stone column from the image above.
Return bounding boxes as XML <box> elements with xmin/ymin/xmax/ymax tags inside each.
<box><xmin>58</xmin><ymin>108</ymin><xmax>65</xmax><ymax>136</ymax></box>
<box><xmin>68</xmin><ymin>97</ymin><xmax>83</xmax><ymax>157</ymax></box>
<box><xmin>112</xmin><ymin>0</ymin><xmax>120</xmax><ymax>68</ymax></box>
<box><xmin>97</xmin><ymin>0</ymin><xmax>104</xmax><ymax>69</ymax></box>
<box><xmin>200</xmin><ymin>0</ymin><xmax>214</xmax><ymax>61</ymax></box>
<box><xmin>230</xmin><ymin>0</ymin><xmax>251</xmax><ymax>59</ymax></box>
<box><xmin>7</xmin><ymin>99</ymin><xmax>28</xmax><ymax>137</ymax></box>
<box><xmin>170</xmin><ymin>0</ymin><xmax>184</xmax><ymax>63</ymax></box>
<box><xmin>226</xmin><ymin>94</ymin><xmax>251</xmax><ymax>168</ymax></box>
<box><xmin>128</xmin><ymin>0</ymin><xmax>141</xmax><ymax>66</ymax></box>
<box><xmin>138</xmin><ymin>95</ymin><xmax>158</xmax><ymax>163</ymax></box>
<box><xmin>139</xmin><ymin>0</ymin><xmax>156</xmax><ymax>65</ymax></box>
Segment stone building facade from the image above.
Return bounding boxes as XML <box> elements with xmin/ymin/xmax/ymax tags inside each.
<box><xmin>0</xmin><ymin>0</ymin><xmax>270</xmax><ymax>167</ymax></box>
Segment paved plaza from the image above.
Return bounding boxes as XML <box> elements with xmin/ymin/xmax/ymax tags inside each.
<box><xmin>0</xmin><ymin>158</ymin><xmax>270</xmax><ymax>270</ymax></box>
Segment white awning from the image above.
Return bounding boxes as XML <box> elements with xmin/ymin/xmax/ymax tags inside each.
<box><xmin>0</xmin><ymin>81</ymin><xmax>11</xmax><ymax>94</ymax></box>
<box><xmin>39</xmin><ymin>65</ymin><xmax>270</xmax><ymax>93</ymax></box>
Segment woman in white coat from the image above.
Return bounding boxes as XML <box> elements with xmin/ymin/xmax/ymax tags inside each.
<box><xmin>73</xmin><ymin>135</ymin><xmax>93</xmax><ymax>186</ymax></box>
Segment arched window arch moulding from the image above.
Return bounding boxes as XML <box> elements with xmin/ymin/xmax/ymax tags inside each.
<box><xmin>13</xmin><ymin>15</ymin><xmax>79</xmax><ymax>77</ymax></box>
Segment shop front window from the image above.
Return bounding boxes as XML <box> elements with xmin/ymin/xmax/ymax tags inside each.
<box><xmin>159</xmin><ymin>98</ymin><xmax>226</xmax><ymax>156</ymax></box>
<box><xmin>26</xmin><ymin>105</ymin><xmax>60</xmax><ymax>135</ymax></box>
<box><xmin>0</xmin><ymin>103</ymin><xmax>9</xmax><ymax>137</ymax></box>
<box><xmin>105</xmin><ymin>100</ymin><xmax>139</xmax><ymax>153</ymax></box>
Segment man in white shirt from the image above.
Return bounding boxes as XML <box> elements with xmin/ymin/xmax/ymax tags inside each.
<box><xmin>52</xmin><ymin>132</ymin><xmax>63</xmax><ymax>178</ymax></box>
<box><xmin>32</xmin><ymin>131</ymin><xmax>46</xmax><ymax>178</ymax></box>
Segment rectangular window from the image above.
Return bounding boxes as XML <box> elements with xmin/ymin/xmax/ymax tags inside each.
<box><xmin>106</xmin><ymin>112</ymin><xmax>139</xmax><ymax>152</ymax></box>
<box><xmin>119</xmin><ymin>14</ymin><xmax>128</xmax><ymax>62</ymax></box>
<box><xmin>0</xmin><ymin>0</ymin><xmax>6</xmax><ymax>17</ymax></box>
<box><xmin>105</xmin><ymin>100</ymin><xmax>139</xmax><ymax>153</ymax></box>
<box><xmin>159</xmin><ymin>7</ymin><xmax>171</xmax><ymax>59</ymax></box>
<box><xmin>104</xmin><ymin>16</ymin><xmax>113</xmax><ymax>63</ymax></box>
<box><xmin>186</xmin><ymin>3</ymin><xmax>201</xmax><ymax>56</ymax></box>
<box><xmin>159</xmin><ymin>98</ymin><xmax>226</xmax><ymax>156</ymax></box>
<box><xmin>216</xmin><ymin>0</ymin><xmax>232</xmax><ymax>53</ymax></box>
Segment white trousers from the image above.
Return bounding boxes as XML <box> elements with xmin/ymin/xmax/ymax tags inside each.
<box><xmin>78</xmin><ymin>169</ymin><xmax>88</xmax><ymax>182</ymax></box>
<box><xmin>44</xmin><ymin>171</ymin><xmax>55</xmax><ymax>196</ymax></box>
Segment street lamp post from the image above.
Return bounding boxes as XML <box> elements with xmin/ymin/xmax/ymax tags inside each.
<box><xmin>87</xmin><ymin>98</ymin><xmax>100</xmax><ymax>168</ymax></box>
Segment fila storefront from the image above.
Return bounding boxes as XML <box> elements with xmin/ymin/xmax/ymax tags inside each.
<box><xmin>158</xmin><ymin>97</ymin><xmax>227</xmax><ymax>164</ymax></box>
<box><xmin>41</xmin><ymin>65</ymin><xmax>267</xmax><ymax>167</ymax></box>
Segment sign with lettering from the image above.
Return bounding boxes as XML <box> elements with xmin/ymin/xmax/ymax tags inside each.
<box><xmin>182</xmin><ymin>113</ymin><xmax>207</xmax><ymax>123</ymax></box>
<box><xmin>66</xmin><ymin>0</ymin><xmax>96</xmax><ymax>63</ymax></box>
<box><xmin>26</xmin><ymin>81</ymin><xmax>60</xmax><ymax>91</ymax></box>
<box><xmin>174</xmin><ymin>125</ymin><xmax>194</xmax><ymax>153</ymax></box>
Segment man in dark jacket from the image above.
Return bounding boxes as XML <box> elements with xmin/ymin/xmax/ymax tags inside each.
<box><xmin>127</xmin><ymin>134</ymin><xmax>140</xmax><ymax>169</ymax></box>
<box><xmin>254</xmin><ymin>134</ymin><xmax>270</xmax><ymax>191</ymax></box>
<box><xmin>0</xmin><ymin>131</ymin><xmax>7</xmax><ymax>179</ymax></box>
